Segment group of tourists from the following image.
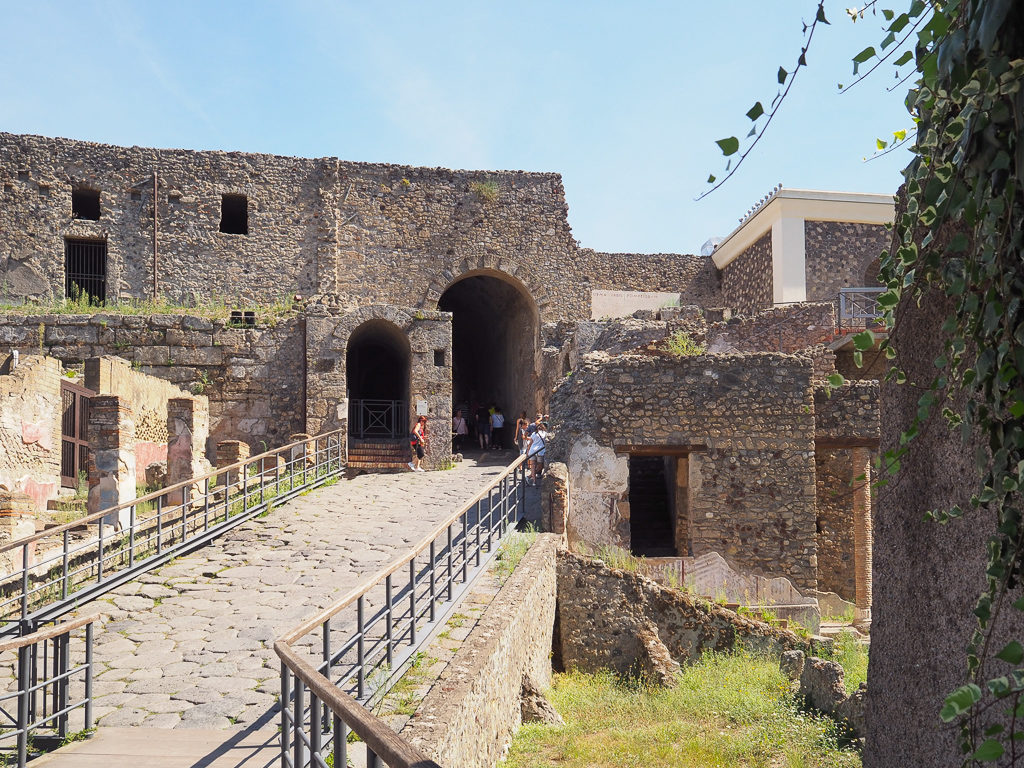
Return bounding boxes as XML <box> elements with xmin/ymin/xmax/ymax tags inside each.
<box><xmin>411</xmin><ymin>405</ymin><xmax>550</xmax><ymax>482</ymax></box>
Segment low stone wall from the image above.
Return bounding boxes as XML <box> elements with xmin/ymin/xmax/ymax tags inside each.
<box><xmin>557</xmin><ymin>551</ymin><xmax>803</xmax><ymax>678</ymax></box>
<box><xmin>403</xmin><ymin>534</ymin><xmax>559</xmax><ymax>768</ymax></box>
<box><xmin>814</xmin><ymin>381</ymin><xmax>880</xmax><ymax>444</ymax></box>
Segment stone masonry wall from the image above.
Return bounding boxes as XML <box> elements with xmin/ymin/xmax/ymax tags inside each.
<box><xmin>804</xmin><ymin>220</ymin><xmax>890</xmax><ymax>302</ymax></box>
<box><xmin>579</xmin><ymin>249</ymin><xmax>722</xmax><ymax>307</ymax></box>
<box><xmin>305</xmin><ymin>305</ymin><xmax>452</xmax><ymax>468</ymax></box>
<box><xmin>0</xmin><ymin>354</ymin><xmax>61</xmax><ymax>510</ymax></box>
<box><xmin>403</xmin><ymin>534</ymin><xmax>558</xmax><ymax>768</ymax></box>
<box><xmin>0</xmin><ymin>314</ymin><xmax>303</xmax><ymax>454</ymax></box>
<box><xmin>720</xmin><ymin>233</ymin><xmax>773</xmax><ymax>316</ymax></box>
<box><xmin>815</xmin><ymin>448</ymin><xmax>855</xmax><ymax>601</ymax></box>
<box><xmin>705</xmin><ymin>302</ymin><xmax>836</xmax><ymax>354</ymax></box>
<box><xmin>549</xmin><ymin>352</ymin><xmax>818</xmax><ymax>589</ymax></box>
<box><xmin>814</xmin><ymin>381</ymin><xmax>880</xmax><ymax>444</ymax></box>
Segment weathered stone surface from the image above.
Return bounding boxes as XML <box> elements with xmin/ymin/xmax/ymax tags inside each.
<box><xmin>780</xmin><ymin>649</ymin><xmax>806</xmax><ymax>681</ymax></box>
<box><xmin>521</xmin><ymin>674</ymin><xmax>564</xmax><ymax>725</ymax></box>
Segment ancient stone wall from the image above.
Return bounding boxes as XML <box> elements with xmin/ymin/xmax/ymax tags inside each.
<box><xmin>0</xmin><ymin>354</ymin><xmax>61</xmax><ymax>510</ymax></box>
<box><xmin>804</xmin><ymin>220</ymin><xmax>890</xmax><ymax>302</ymax></box>
<box><xmin>556</xmin><ymin>551</ymin><xmax>802</xmax><ymax>678</ymax></box>
<box><xmin>0</xmin><ymin>314</ymin><xmax>303</xmax><ymax>453</ymax></box>
<box><xmin>815</xmin><ymin>448</ymin><xmax>855</xmax><ymax>600</ymax></box>
<box><xmin>720</xmin><ymin>233</ymin><xmax>773</xmax><ymax>316</ymax></box>
<box><xmin>85</xmin><ymin>355</ymin><xmax>196</xmax><ymax>481</ymax></box>
<box><xmin>835</xmin><ymin>345</ymin><xmax>889</xmax><ymax>381</ymax></box>
<box><xmin>579</xmin><ymin>249</ymin><xmax>721</xmax><ymax>307</ymax></box>
<box><xmin>705</xmin><ymin>302</ymin><xmax>835</xmax><ymax>354</ymax></box>
<box><xmin>813</xmin><ymin>381</ymin><xmax>880</xmax><ymax>444</ymax></box>
<box><xmin>305</xmin><ymin>305</ymin><xmax>452</xmax><ymax>468</ymax></box>
<box><xmin>403</xmin><ymin>534</ymin><xmax>558</xmax><ymax>768</ymax></box>
<box><xmin>549</xmin><ymin>352</ymin><xmax>818</xmax><ymax>589</ymax></box>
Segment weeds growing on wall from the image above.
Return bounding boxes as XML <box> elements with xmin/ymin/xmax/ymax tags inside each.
<box><xmin>470</xmin><ymin>179</ymin><xmax>499</xmax><ymax>203</ymax></box>
<box><xmin>665</xmin><ymin>331</ymin><xmax>707</xmax><ymax>357</ymax></box>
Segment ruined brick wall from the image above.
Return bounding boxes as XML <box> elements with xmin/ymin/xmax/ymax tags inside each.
<box><xmin>705</xmin><ymin>302</ymin><xmax>836</xmax><ymax>354</ymax></box>
<box><xmin>720</xmin><ymin>233</ymin><xmax>773</xmax><ymax>316</ymax></box>
<box><xmin>804</xmin><ymin>221</ymin><xmax>890</xmax><ymax>302</ymax></box>
<box><xmin>549</xmin><ymin>352</ymin><xmax>818</xmax><ymax>589</ymax></box>
<box><xmin>813</xmin><ymin>381</ymin><xmax>880</xmax><ymax>444</ymax></box>
<box><xmin>0</xmin><ymin>314</ymin><xmax>303</xmax><ymax>454</ymax></box>
<box><xmin>84</xmin><ymin>355</ymin><xmax>199</xmax><ymax>482</ymax></box>
<box><xmin>0</xmin><ymin>354</ymin><xmax>61</xmax><ymax>510</ymax></box>
<box><xmin>815</xmin><ymin>448</ymin><xmax>855</xmax><ymax>600</ymax></box>
<box><xmin>579</xmin><ymin>249</ymin><xmax>722</xmax><ymax>307</ymax></box>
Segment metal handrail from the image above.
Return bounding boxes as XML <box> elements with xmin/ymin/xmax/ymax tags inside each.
<box><xmin>275</xmin><ymin>454</ymin><xmax>528</xmax><ymax>768</ymax></box>
<box><xmin>0</xmin><ymin>429</ymin><xmax>346</xmax><ymax>631</ymax></box>
<box><xmin>0</xmin><ymin>615</ymin><xmax>96</xmax><ymax>767</ymax></box>
<box><xmin>838</xmin><ymin>287</ymin><xmax>886</xmax><ymax>329</ymax></box>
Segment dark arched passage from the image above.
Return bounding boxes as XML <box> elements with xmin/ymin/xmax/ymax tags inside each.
<box><xmin>438</xmin><ymin>272</ymin><xmax>537</xmax><ymax>446</ymax></box>
<box><xmin>346</xmin><ymin>320</ymin><xmax>410</xmax><ymax>439</ymax></box>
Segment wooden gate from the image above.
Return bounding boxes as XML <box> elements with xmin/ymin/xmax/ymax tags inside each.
<box><xmin>60</xmin><ymin>380</ymin><xmax>93</xmax><ymax>488</ymax></box>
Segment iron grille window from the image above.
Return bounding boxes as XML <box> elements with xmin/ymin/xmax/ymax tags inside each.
<box><xmin>72</xmin><ymin>188</ymin><xmax>101</xmax><ymax>220</ymax></box>
<box><xmin>220</xmin><ymin>193</ymin><xmax>248</xmax><ymax>234</ymax></box>
<box><xmin>65</xmin><ymin>238</ymin><xmax>107</xmax><ymax>304</ymax></box>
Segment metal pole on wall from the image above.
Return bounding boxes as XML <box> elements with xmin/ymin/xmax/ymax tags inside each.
<box><xmin>152</xmin><ymin>170</ymin><xmax>159</xmax><ymax>300</ymax></box>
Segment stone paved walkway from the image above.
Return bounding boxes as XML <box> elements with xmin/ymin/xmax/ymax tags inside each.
<box><xmin>71</xmin><ymin>454</ymin><xmax>515</xmax><ymax>731</ymax></box>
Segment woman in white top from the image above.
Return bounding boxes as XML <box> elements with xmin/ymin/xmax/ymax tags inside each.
<box><xmin>490</xmin><ymin>407</ymin><xmax>505</xmax><ymax>450</ymax></box>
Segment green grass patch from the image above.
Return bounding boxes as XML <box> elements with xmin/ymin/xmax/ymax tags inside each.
<box><xmin>493</xmin><ymin>524</ymin><xmax>539</xmax><ymax>584</ymax></box>
<box><xmin>826</xmin><ymin>631</ymin><xmax>868</xmax><ymax>692</ymax></box>
<box><xmin>502</xmin><ymin>650</ymin><xmax>861</xmax><ymax>768</ymax></box>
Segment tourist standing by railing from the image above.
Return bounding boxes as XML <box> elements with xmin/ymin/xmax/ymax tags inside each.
<box><xmin>408</xmin><ymin>416</ymin><xmax>427</xmax><ymax>472</ymax></box>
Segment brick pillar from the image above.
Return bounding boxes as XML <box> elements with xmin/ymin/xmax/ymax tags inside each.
<box><xmin>167</xmin><ymin>397</ymin><xmax>210</xmax><ymax>504</ymax></box>
<box><xmin>87</xmin><ymin>395</ymin><xmax>136</xmax><ymax>530</ymax></box>
<box><xmin>852</xmin><ymin>446</ymin><xmax>873</xmax><ymax>629</ymax></box>
<box><xmin>542</xmin><ymin>462</ymin><xmax>569</xmax><ymax>538</ymax></box>
<box><xmin>0</xmin><ymin>490</ymin><xmax>37</xmax><ymax>572</ymax></box>
<box><xmin>216</xmin><ymin>440</ymin><xmax>250</xmax><ymax>493</ymax></box>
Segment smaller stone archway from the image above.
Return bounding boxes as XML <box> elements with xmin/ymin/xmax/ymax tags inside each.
<box><xmin>346</xmin><ymin>319</ymin><xmax>411</xmax><ymax>440</ymax></box>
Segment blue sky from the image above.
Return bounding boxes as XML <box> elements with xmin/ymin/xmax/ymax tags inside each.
<box><xmin>1</xmin><ymin>1</ymin><xmax>912</xmax><ymax>254</ymax></box>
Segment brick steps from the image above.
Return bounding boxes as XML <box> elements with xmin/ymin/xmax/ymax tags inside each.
<box><xmin>348</xmin><ymin>439</ymin><xmax>411</xmax><ymax>472</ymax></box>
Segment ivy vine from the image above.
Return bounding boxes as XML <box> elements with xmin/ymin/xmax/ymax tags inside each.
<box><xmin>708</xmin><ymin>1</ymin><xmax>1023</xmax><ymax>763</ymax></box>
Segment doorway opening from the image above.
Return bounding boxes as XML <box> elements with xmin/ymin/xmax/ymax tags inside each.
<box><xmin>437</xmin><ymin>272</ymin><xmax>537</xmax><ymax>446</ymax></box>
<box><xmin>346</xmin><ymin>320</ymin><xmax>410</xmax><ymax>440</ymax></box>
<box><xmin>628</xmin><ymin>455</ymin><xmax>678</xmax><ymax>557</ymax></box>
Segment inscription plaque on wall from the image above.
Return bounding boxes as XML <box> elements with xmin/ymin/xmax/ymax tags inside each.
<box><xmin>591</xmin><ymin>290</ymin><xmax>682</xmax><ymax>320</ymax></box>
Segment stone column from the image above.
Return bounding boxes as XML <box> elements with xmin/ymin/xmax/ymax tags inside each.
<box><xmin>167</xmin><ymin>397</ymin><xmax>210</xmax><ymax>504</ymax></box>
<box><xmin>852</xmin><ymin>446</ymin><xmax>873</xmax><ymax>629</ymax></box>
<box><xmin>0</xmin><ymin>489</ymin><xmax>37</xmax><ymax>573</ymax></box>
<box><xmin>216</xmin><ymin>440</ymin><xmax>250</xmax><ymax>493</ymax></box>
<box><xmin>87</xmin><ymin>395</ymin><xmax>136</xmax><ymax>529</ymax></box>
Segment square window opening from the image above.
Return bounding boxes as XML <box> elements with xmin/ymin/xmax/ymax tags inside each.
<box><xmin>65</xmin><ymin>239</ymin><xmax>107</xmax><ymax>304</ymax></box>
<box><xmin>220</xmin><ymin>194</ymin><xmax>248</xmax><ymax>235</ymax></box>
<box><xmin>72</xmin><ymin>188</ymin><xmax>101</xmax><ymax>220</ymax></box>
<box><xmin>434</xmin><ymin>349</ymin><xmax>445</xmax><ymax>366</ymax></box>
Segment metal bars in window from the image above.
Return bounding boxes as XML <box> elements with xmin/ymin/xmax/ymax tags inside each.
<box><xmin>64</xmin><ymin>239</ymin><xmax>107</xmax><ymax>305</ymax></box>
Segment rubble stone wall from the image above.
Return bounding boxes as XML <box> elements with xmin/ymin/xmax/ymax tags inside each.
<box><xmin>0</xmin><ymin>354</ymin><xmax>62</xmax><ymax>510</ymax></box>
<box><xmin>579</xmin><ymin>249</ymin><xmax>721</xmax><ymax>307</ymax></box>
<box><xmin>815</xmin><ymin>448</ymin><xmax>855</xmax><ymax>601</ymax></box>
<box><xmin>720</xmin><ymin>233</ymin><xmax>773</xmax><ymax>316</ymax></box>
<box><xmin>549</xmin><ymin>352</ymin><xmax>819</xmax><ymax>589</ymax></box>
<box><xmin>705</xmin><ymin>302</ymin><xmax>835</xmax><ymax>354</ymax></box>
<box><xmin>814</xmin><ymin>381</ymin><xmax>881</xmax><ymax>444</ymax></box>
<box><xmin>0</xmin><ymin>314</ymin><xmax>303</xmax><ymax>454</ymax></box>
<box><xmin>804</xmin><ymin>220</ymin><xmax>890</xmax><ymax>302</ymax></box>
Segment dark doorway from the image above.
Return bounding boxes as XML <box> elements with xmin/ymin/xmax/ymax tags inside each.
<box><xmin>65</xmin><ymin>239</ymin><xmax>107</xmax><ymax>303</ymax></box>
<box><xmin>438</xmin><ymin>273</ymin><xmax>537</xmax><ymax>432</ymax></box>
<box><xmin>346</xmin><ymin>320</ymin><xmax>410</xmax><ymax>439</ymax></box>
<box><xmin>628</xmin><ymin>455</ymin><xmax>677</xmax><ymax>557</ymax></box>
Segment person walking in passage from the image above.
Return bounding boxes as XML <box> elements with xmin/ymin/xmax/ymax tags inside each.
<box><xmin>452</xmin><ymin>410</ymin><xmax>468</xmax><ymax>453</ymax></box>
<box><xmin>490</xmin><ymin>406</ymin><xmax>505</xmax><ymax>450</ymax></box>
<box><xmin>515</xmin><ymin>411</ymin><xmax>530</xmax><ymax>456</ymax></box>
<box><xmin>476</xmin><ymin>405</ymin><xmax>491</xmax><ymax>450</ymax></box>
<box><xmin>408</xmin><ymin>415</ymin><xmax>428</xmax><ymax>472</ymax></box>
<box><xmin>526</xmin><ymin>422</ymin><xmax>548</xmax><ymax>485</ymax></box>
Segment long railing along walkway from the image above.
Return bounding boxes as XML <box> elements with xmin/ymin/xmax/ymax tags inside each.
<box><xmin>22</xmin><ymin>454</ymin><xmax>522</xmax><ymax>767</ymax></box>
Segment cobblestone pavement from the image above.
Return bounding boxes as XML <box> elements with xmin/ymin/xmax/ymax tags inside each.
<box><xmin>72</xmin><ymin>455</ymin><xmax>514</xmax><ymax>730</ymax></box>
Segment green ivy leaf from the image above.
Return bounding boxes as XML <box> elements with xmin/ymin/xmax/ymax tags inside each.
<box><xmin>777</xmin><ymin>66</ymin><xmax>788</xmax><ymax>84</ymax></box>
<box><xmin>941</xmin><ymin>683</ymin><xmax>982</xmax><ymax>721</ymax></box>
<box><xmin>716</xmin><ymin>137</ymin><xmax>739</xmax><ymax>156</ymax></box>
<box><xmin>971</xmin><ymin>739</ymin><xmax>1005</xmax><ymax>761</ymax></box>
<box><xmin>853</xmin><ymin>330</ymin><xmax>875</xmax><ymax>351</ymax></box>
<box><xmin>815</xmin><ymin>4</ymin><xmax>829</xmax><ymax>24</ymax></box>
<box><xmin>996</xmin><ymin>640</ymin><xmax>1024</xmax><ymax>665</ymax></box>
<box><xmin>894</xmin><ymin>50</ymin><xmax>914</xmax><ymax>67</ymax></box>
<box><xmin>706</xmin><ymin>174</ymin><xmax>716</xmax><ymax>184</ymax></box>
<box><xmin>746</xmin><ymin>102</ymin><xmax>764</xmax><ymax>121</ymax></box>
<box><xmin>827</xmin><ymin>373</ymin><xmax>846</xmax><ymax>389</ymax></box>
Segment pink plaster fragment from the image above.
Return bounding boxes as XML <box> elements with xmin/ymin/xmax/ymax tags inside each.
<box><xmin>135</xmin><ymin>442</ymin><xmax>168</xmax><ymax>483</ymax></box>
<box><xmin>21</xmin><ymin>421</ymin><xmax>52</xmax><ymax>451</ymax></box>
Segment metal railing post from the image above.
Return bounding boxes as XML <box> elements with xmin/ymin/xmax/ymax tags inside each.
<box><xmin>17</xmin><ymin>645</ymin><xmax>29</xmax><ymax>768</ymax></box>
<box><xmin>429</xmin><ymin>540</ymin><xmax>437</xmax><ymax>623</ymax></box>
<box><xmin>334</xmin><ymin>716</ymin><xmax>346</xmax><ymax>768</ymax></box>
<box><xmin>21</xmin><ymin>544</ymin><xmax>29</xmax><ymax>618</ymax></box>
<box><xmin>293</xmin><ymin>678</ymin><xmax>305</xmax><ymax>768</ymax></box>
<box><xmin>129</xmin><ymin>503</ymin><xmax>136</xmax><ymax>567</ymax></box>
<box><xmin>85</xmin><ymin>621</ymin><xmax>93</xmax><ymax>729</ymax></box>
<box><xmin>385</xmin><ymin>574</ymin><xmax>394</xmax><ymax>667</ymax></box>
<box><xmin>280</xmin><ymin>665</ymin><xmax>291</xmax><ymax>767</ymax></box>
<box><xmin>156</xmin><ymin>495</ymin><xmax>163</xmax><ymax>555</ymax></box>
<box><xmin>462</xmin><ymin>514</ymin><xmax>468</xmax><ymax>583</ymax></box>
<box><xmin>204</xmin><ymin>477</ymin><xmax>211</xmax><ymax>531</ymax></box>
<box><xmin>357</xmin><ymin>596</ymin><xmax>366</xmax><ymax>700</ymax></box>
<box><xmin>62</xmin><ymin>529</ymin><xmax>70</xmax><ymax>599</ymax></box>
<box><xmin>409</xmin><ymin>558</ymin><xmax>417</xmax><ymax>645</ymax></box>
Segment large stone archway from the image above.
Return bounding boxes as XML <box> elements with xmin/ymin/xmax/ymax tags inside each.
<box><xmin>437</xmin><ymin>269</ymin><xmax>540</xmax><ymax>443</ymax></box>
<box><xmin>346</xmin><ymin>319</ymin><xmax>411</xmax><ymax>440</ymax></box>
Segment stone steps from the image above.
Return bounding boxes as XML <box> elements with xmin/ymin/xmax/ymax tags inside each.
<box><xmin>348</xmin><ymin>438</ymin><xmax>411</xmax><ymax>471</ymax></box>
